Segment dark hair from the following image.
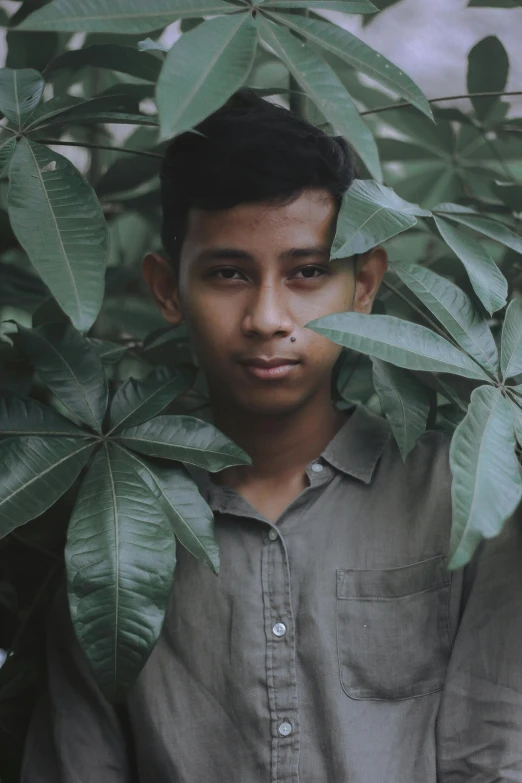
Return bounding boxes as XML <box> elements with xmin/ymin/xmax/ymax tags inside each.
<box><xmin>160</xmin><ymin>89</ymin><xmax>359</xmax><ymax>269</ymax></box>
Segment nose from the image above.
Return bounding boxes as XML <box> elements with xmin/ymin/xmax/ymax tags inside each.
<box><xmin>242</xmin><ymin>282</ymin><xmax>293</xmax><ymax>340</ymax></box>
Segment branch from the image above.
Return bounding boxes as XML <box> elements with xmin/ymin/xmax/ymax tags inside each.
<box><xmin>36</xmin><ymin>138</ymin><xmax>164</xmax><ymax>159</ymax></box>
<box><xmin>361</xmin><ymin>90</ymin><xmax>522</xmax><ymax>117</ymax></box>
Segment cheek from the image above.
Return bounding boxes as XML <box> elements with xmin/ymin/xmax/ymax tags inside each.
<box><xmin>182</xmin><ymin>291</ymin><xmax>237</xmax><ymax>352</ymax></box>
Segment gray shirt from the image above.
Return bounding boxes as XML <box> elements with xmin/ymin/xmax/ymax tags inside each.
<box><xmin>22</xmin><ymin>405</ymin><xmax>522</xmax><ymax>782</ymax></box>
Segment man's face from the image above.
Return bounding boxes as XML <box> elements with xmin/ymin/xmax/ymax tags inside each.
<box><xmin>144</xmin><ymin>188</ymin><xmax>386</xmax><ymax>416</ymax></box>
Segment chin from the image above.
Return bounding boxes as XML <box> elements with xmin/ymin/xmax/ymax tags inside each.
<box><xmin>232</xmin><ymin>390</ymin><xmax>311</xmax><ymax>417</ymax></box>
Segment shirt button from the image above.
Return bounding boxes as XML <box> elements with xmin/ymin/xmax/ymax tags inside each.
<box><xmin>268</xmin><ymin>529</ymin><xmax>278</xmax><ymax>541</ymax></box>
<box><xmin>278</xmin><ymin>721</ymin><xmax>292</xmax><ymax>737</ymax></box>
<box><xmin>311</xmin><ymin>462</ymin><xmax>323</xmax><ymax>473</ymax></box>
<box><xmin>273</xmin><ymin>622</ymin><xmax>287</xmax><ymax>637</ymax></box>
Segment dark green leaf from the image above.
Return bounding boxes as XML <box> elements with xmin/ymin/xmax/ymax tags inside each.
<box><xmin>157</xmin><ymin>14</ymin><xmax>257</xmax><ymax>140</ymax></box>
<box><xmin>257</xmin><ymin>16</ymin><xmax>381</xmax><ymax>181</ymax></box>
<box><xmin>467</xmin><ymin>36</ymin><xmax>509</xmax><ymax>119</ymax></box>
<box><xmin>307</xmin><ymin>312</ymin><xmax>490</xmax><ymax>380</ymax></box>
<box><xmin>117</xmin><ymin>415</ymin><xmax>251</xmax><ymax>470</ymax></box>
<box><xmin>501</xmin><ymin>299</ymin><xmax>522</xmax><ymax>380</ymax></box>
<box><xmin>434</xmin><ymin>202</ymin><xmax>522</xmax><ymax>255</ymax></box>
<box><xmin>449</xmin><ymin>385</ymin><xmax>522</xmax><ymax>568</ymax></box>
<box><xmin>390</xmin><ymin>260</ymin><xmax>499</xmax><ymax>374</ymax></box>
<box><xmin>19</xmin><ymin>0</ymin><xmax>239</xmax><ymax>34</ymax></box>
<box><xmin>492</xmin><ymin>181</ymin><xmax>522</xmax><ymax>211</ymax></box>
<box><xmin>433</xmin><ymin>216</ymin><xmax>508</xmax><ymax>315</ymax></box>
<box><xmin>89</xmin><ymin>339</ymin><xmax>128</xmax><ymax>365</ymax></box>
<box><xmin>259</xmin><ymin>1</ymin><xmax>377</xmax><ymax>9</ymax></box>
<box><xmin>109</xmin><ymin>367</ymin><xmax>194</xmax><ymax>433</ymax></box>
<box><xmin>0</xmin><ymin>436</ymin><xmax>94</xmax><ymax>537</ymax></box>
<box><xmin>0</xmin><ymin>68</ymin><xmax>44</xmax><ymax>130</ymax></box>
<box><xmin>0</xmin><ymin>131</ymin><xmax>17</xmax><ymax>178</ymax></box>
<box><xmin>17</xmin><ymin>323</ymin><xmax>108</xmax><ymax>433</ymax></box>
<box><xmin>371</xmin><ymin>359</ymin><xmax>430</xmax><ymax>460</ymax></box>
<box><xmin>0</xmin><ymin>394</ymin><xmax>83</xmax><ymax>437</ymax></box>
<box><xmin>8</xmin><ymin>139</ymin><xmax>108</xmax><ymax>332</ymax></box>
<box><xmin>45</xmin><ymin>43</ymin><xmax>162</xmax><ymax>82</ymax></box>
<box><xmin>66</xmin><ymin>443</ymin><xmax>176</xmax><ymax>700</ymax></box>
<box><xmin>25</xmin><ymin>93</ymin><xmax>139</xmax><ymax>131</ymax></box>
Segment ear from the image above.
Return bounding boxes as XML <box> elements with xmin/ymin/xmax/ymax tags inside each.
<box><xmin>142</xmin><ymin>252</ymin><xmax>183</xmax><ymax>326</ymax></box>
<box><xmin>352</xmin><ymin>246</ymin><xmax>388</xmax><ymax>314</ymax></box>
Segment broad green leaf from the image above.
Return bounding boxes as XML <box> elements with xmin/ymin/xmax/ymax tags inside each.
<box><xmin>371</xmin><ymin>358</ymin><xmax>430</xmax><ymax>461</ymax></box>
<box><xmin>501</xmin><ymin>299</ymin><xmax>522</xmax><ymax>380</ymax></box>
<box><xmin>0</xmin><ymin>436</ymin><xmax>94</xmax><ymax>537</ymax></box>
<box><xmin>157</xmin><ymin>14</ymin><xmax>257</xmax><ymax>141</ymax></box>
<box><xmin>66</xmin><ymin>444</ymin><xmax>176</xmax><ymax>700</ymax></box>
<box><xmin>449</xmin><ymin>385</ymin><xmax>522</xmax><ymax>568</ymax></box>
<box><xmin>89</xmin><ymin>339</ymin><xmax>127</xmax><ymax>365</ymax></box>
<box><xmin>0</xmin><ymin>132</ymin><xmax>16</xmax><ymax>179</ymax></box>
<box><xmin>390</xmin><ymin>260</ymin><xmax>499</xmax><ymax>375</ymax></box>
<box><xmin>0</xmin><ymin>394</ymin><xmax>83</xmax><ymax>437</ymax></box>
<box><xmin>332</xmin><ymin>180</ymin><xmax>430</xmax><ymax>258</ymax></box>
<box><xmin>117</xmin><ymin>415</ymin><xmax>251</xmax><ymax>471</ymax></box>
<box><xmin>24</xmin><ymin>94</ymin><xmax>139</xmax><ymax>132</ymax></box>
<box><xmin>45</xmin><ymin>44</ymin><xmax>162</xmax><ymax>82</ymax></box>
<box><xmin>0</xmin><ymin>68</ymin><xmax>44</xmax><ymax>130</ymax></box>
<box><xmin>267</xmin><ymin>12</ymin><xmax>432</xmax><ymax>119</ymax></box>
<box><xmin>467</xmin><ymin>36</ymin><xmax>509</xmax><ymax>119</ymax></box>
<box><xmin>257</xmin><ymin>17</ymin><xmax>381</xmax><ymax>181</ymax></box>
<box><xmin>109</xmin><ymin>367</ymin><xmax>193</xmax><ymax>433</ymax></box>
<box><xmin>434</xmin><ymin>203</ymin><xmax>522</xmax><ymax>255</ymax></box>
<box><xmin>258</xmin><ymin>1</ymin><xmax>377</xmax><ymax>9</ymax></box>
<box><xmin>17</xmin><ymin>323</ymin><xmax>108</xmax><ymax>433</ymax></box>
<box><xmin>36</xmin><ymin>110</ymin><xmax>159</xmax><ymax>130</ymax></box>
<box><xmin>121</xmin><ymin>447</ymin><xmax>219</xmax><ymax>573</ymax></box>
<box><xmin>8</xmin><ymin>139</ymin><xmax>108</xmax><ymax>332</ymax></box>
<box><xmin>306</xmin><ymin>312</ymin><xmax>490</xmax><ymax>380</ymax></box>
<box><xmin>18</xmin><ymin>0</ymin><xmax>239</xmax><ymax>34</ymax></box>
<box><xmin>433</xmin><ymin>216</ymin><xmax>508</xmax><ymax>315</ymax></box>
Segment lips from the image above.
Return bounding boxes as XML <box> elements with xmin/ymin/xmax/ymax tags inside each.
<box><xmin>240</xmin><ymin>357</ymin><xmax>301</xmax><ymax>380</ymax></box>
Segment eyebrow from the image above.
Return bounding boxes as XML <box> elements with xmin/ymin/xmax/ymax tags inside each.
<box><xmin>195</xmin><ymin>246</ymin><xmax>331</xmax><ymax>263</ymax></box>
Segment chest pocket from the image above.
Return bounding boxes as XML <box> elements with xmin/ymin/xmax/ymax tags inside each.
<box><xmin>336</xmin><ymin>555</ymin><xmax>451</xmax><ymax>700</ymax></box>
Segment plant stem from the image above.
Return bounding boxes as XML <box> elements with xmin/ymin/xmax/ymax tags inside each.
<box><xmin>36</xmin><ymin>138</ymin><xmax>164</xmax><ymax>159</ymax></box>
<box><xmin>361</xmin><ymin>90</ymin><xmax>522</xmax><ymax>117</ymax></box>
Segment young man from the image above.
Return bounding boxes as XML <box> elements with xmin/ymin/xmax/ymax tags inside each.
<box><xmin>23</xmin><ymin>91</ymin><xmax>522</xmax><ymax>782</ymax></box>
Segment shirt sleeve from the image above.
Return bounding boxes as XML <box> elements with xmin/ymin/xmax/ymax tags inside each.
<box><xmin>437</xmin><ymin>506</ymin><xmax>522</xmax><ymax>782</ymax></box>
<box><xmin>21</xmin><ymin>585</ymin><xmax>136</xmax><ymax>783</ymax></box>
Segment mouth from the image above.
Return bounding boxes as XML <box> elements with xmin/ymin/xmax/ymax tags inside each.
<box><xmin>239</xmin><ymin>357</ymin><xmax>301</xmax><ymax>381</ymax></box>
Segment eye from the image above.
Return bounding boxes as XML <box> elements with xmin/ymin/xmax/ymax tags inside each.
<box><xmin>292</xmin><ymin>265</ymin><xmax>329</xmax><ymax>280</ymax></box>
<box><xmin>208</xmin><ymin>267</ymin><xmax>246</xmax><ymax>281</ymax></box>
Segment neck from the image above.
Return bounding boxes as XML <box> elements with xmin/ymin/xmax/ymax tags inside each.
<box><xmin>210</xmin><ymin>384</ymin><xmax>346</xmax><ymax>486</ymax></box>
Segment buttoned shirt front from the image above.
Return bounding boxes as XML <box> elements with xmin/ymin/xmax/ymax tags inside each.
<box><xmin>22</xmin><ymin>405</ymin><xmax>522</xmax><ymax>783</ymax></box>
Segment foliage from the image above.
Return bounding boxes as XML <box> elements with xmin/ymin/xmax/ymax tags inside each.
<box><xmin>0</xmin><ymin>0</ymin><xmax>520</xmax><ymax>778</ymax></box>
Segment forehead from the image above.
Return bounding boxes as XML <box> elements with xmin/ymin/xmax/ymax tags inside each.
<box><xmin>182</xmin><ymin>188</ymin><xmax>337</xmax><ymax>252</ymax></box>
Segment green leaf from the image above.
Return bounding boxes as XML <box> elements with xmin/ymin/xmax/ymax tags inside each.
<box><xmin>7</xmin><ymin>139</ymin><xmax>108</xmax><ymax>332</ymax></box>
<box><xmin>0</xmin><ymin>132</ymin><xmax>16</xmax><ymax>179</ymax></box>
<box><xmin>45</xmin><ymin>44</ymin><xmax>163</xmax><ymax>82</ymax></box>
<box><xmin>267</xmin><ymin>12</ymin><xmax>432</xmax><ymax>119</ymax></box>
<box><xmin>117</xmin><ymin>415</ymin><xmax>252</xmax><ymax>471</ymax></box>
<box><xmin>492</xmin><ymin>181</ymin><xmax>522</xmax><ymax>212</ymax></box>
<box><xmin>0</xmin><ymin>394</ymin><xmax>83</xmax><ymax>437</ymax></box>
<box><xmin>109</xmin><ymin>367</ymin><xmax>193</xmax><ymax>433</ymax></box>
<box><xmin>433</xmin><ymin>216</ymin><xmax>508</xmax><ymax>316</ymax></box>
<box><xmin>89</xmin><ymin>338</ymin><xmax>127</xmax><ymax>365</ymax></box>
<box><xmin>0</xmin><ymin>68</ymin><xmax>44</xmax><ymax>130</ymax></box>
<box><xmin>449</xmin><ymin>385</ymin><xmax>522</xmax><ymax>569</ymax></box>
<box><xmin>16</xmin><ymin>323</ymin><xmax>108</xmax><ymax>433</ymax></box>
<box><xmin>509</xmin><ymin>398</ymin><xmax>522</xmax><ymax>445</ymax></box>
<box><xmin>468</xmin><ymin>0</ymin><xmax>518</xmax><ymax>5</ymax></box>
<box><xmin>258</xmin><ymin>1</ymin><xmax>377</xmax><ymax>9</ymax></box>
<box><xmin>157</xmin><ymin>14</ymin><xmax>257</xmax><ymax>141</ymax></box>
<box><xmin>18</xmin><ymin>0</ymin><xmax>239</xmax><ymax>34</ymax></box>
<box><xmin>24</xmin><ymin>93</ymin><xmax>139</xmax><ymax>132</ymax></box>
<box><xmin>370</xmin><ymin>358</ymin><xmax>430</xmax><ymax>460</ymax></box>
<box><xmin>434</xmin><ymin>203</ymin><xmax>522</xmax><ymax>255</ymax></box>
<box><xmin>257</xmin><ymin>17</ymin><xmax>381</xmax><ymax>181</ymax></box>
<box><xmin>501</xmin><ymin>299</ymin><xmax>522</xmax><ymax>380</ymax></box>
<box><xmin>390</xmin><ymin>260</ymin><xmax>499</xmax><ymax>375</ymax></box>
<box><xmin>122</xmin><ymin>447</ymin><xmax>219</xmax><ymax>573</ymax></box>
<box><xmin>66</xmin><ymin>443</ymin><xmax>176</xmax><ymax>700</ymax></box>
<box><xmin>0</xmin><ymin>436</ymin><xmax>94</xmax><ymax>537</ymax></box>
<box><xmin>306</xmin><ymin>312</ymin><xmax>490</xmax><ymax>380</ymax></box>
<box><xmin>332</xmin><ymin>180</ymin><xmax>430</xmax><ymax>258</ymax></box>
<box><xmin>467</xmin><ymin>36</ymin><xmax>509</xmax><ymax>119</ymax></box>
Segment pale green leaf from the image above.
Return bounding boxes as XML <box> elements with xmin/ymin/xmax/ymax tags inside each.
<box><xmin>449</xmin><ymin>385</ymin><xmax>522</xmax><ymax>568</ymax></box>
<box><xmin>157</xmin><ymin>14</ymin><xmax>257</xmax><ymax>140</ymax></box>
<box><xmin>117</xmin><ymin>415</ymin><xmax>252</xmax><ymax>471</ymax></box>
<box><xmin>17</xmin><ymin>323</ymin><xmax>108</xmax><ymax>433</ymax></box>
<box><xmin>0</xmin><ymin>394</ymin><xmax>84</xmax><ymax>437</ymax></box>
<box><xmin>0</xmin><ymin>436</ymin><xmax>94</xmax><ymax>537</ymax></box>
<box><xmin>501</xmin><ymin>299</ymin><xmax>522</xmax><ymax>380</ymax></box>
<box><xmin>332</xmin><ymin>180</ymin><xmax>430</xmax><ymax>258</ymax></box>
<box><xmin>66</xmin><ymin>443</ymin><xmax>176</xmax><ymax>700</ymax></box>
<box><xmin>390</xmin><ymin>260</ymin><xmax>498</xmax><ymax>375</ymax></box>
<box><xmin>109</xmin><ymin>366</ymin><xmax>193</xmax><ymax>433</ymax></box>
<box><xmin>8</xmin><ymin>139</ymin><xmax>108</xmax><ymax>332</ymax></box>
<box><xmin>0</xmin><ymin>68</ymin><xmax>44</xmax><ymax>130</ymax></box>
<box><xmin>267</xmin><ymin>12</ymin><xmax>432</xmax><ymax>118</ymax></box>
<box><xmin>433</xmin><ymin>216</ymin><xmax>508</xmax><ymax>315</ymax></box>
<box><xmin>257</xmin><ymin>17</ymin><xmax>381</xmax><ymax>181</ymax></box>
<box><xmin>434</xmin><ymin>202</ymin><xmax>522</xmax><ymax>255</ymax></box>
<box><xmin>371</xmin><ymin>358</ymin><xmax>430</xmax><ymax>460</ymax></box>
<box><xmin>307</xmin><ymin>312</ymin><xmax>490</xmax><ymax>380</ymax></box>
<box><xmin>121</xmin><ymin>447</ymin><xmax>219</xmax><ymax>573</ymax></box>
